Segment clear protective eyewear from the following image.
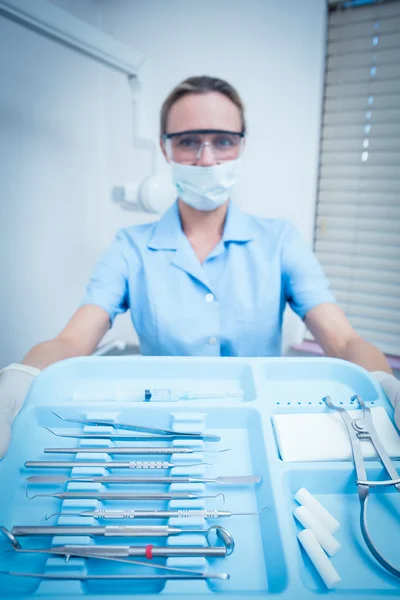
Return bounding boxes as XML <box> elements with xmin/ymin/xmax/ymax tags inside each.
<box><xmin>163</xmin><ymin>129</ymin><xmax>245</xmax><ymax>164</ymax></box>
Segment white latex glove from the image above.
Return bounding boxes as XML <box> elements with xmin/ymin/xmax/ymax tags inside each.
<box><xmin>372</xmin><ymin>370</ymin><xmax>400</xmax><ymax>431</ymax></box>
<box><xmin>0</xmin><ymin>363</ymin><xmax>40</xmax><ymax>458</ymax></box>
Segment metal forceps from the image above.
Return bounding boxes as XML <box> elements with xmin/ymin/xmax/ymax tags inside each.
<box><xmin>324</xmin><ymin>394</ymin><xmax>400</xmax><ymax>579</ymax></box>
<box><xmin>51</xmin><ymin>412</ymin><xmax>219</xmax><ymax>442</ymax></box>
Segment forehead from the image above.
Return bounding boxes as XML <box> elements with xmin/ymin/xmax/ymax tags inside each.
<box><xmin>166</xmin><ymin>91</ymin><xmax>242</xmax><ymax>134</ymax></box>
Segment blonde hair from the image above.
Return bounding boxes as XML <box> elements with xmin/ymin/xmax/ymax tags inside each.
<box><xmin>160</xmin><ymin>75</ymin><xmax>246</xmax><ymax>136</ymax></box>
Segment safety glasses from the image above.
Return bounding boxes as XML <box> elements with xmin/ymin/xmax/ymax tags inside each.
<box><xmin>163</xmin><ymin>129</ymin><xmax>245</xmax><ymax>163</ymax></box>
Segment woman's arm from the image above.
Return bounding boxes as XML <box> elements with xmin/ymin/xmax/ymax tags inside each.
<box><xmin>22</xmin><ymin>304</ymin><xmax>111</xmax><ymax>369</ymax></box>
<box><xmin>304</xmin><ymin>303</ymin><xmax>392</xmax><ymax>374</ymax></box>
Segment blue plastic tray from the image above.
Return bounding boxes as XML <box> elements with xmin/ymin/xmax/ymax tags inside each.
<box><xmin>0</xmin><ymin>356</ymin><xmax>399</xmax><ymax>599</ymax></box>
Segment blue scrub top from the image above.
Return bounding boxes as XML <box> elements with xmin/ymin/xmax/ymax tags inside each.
<box><xmin>81</xmin><ymin>201</ymin><xmax>335</xmax><ymax>356</ymax></box>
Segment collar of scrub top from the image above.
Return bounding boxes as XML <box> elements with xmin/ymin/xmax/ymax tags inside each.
<box><xmin>147</xmin><ymin>200</ymin><xmax>257</xmax><ymax>252</ymax></box>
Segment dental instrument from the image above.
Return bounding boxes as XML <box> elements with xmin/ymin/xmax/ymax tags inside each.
<box><xmin>45</xmin><ymin>507</ymin><xmax>270</xmax><ymax>520</ymax></box>
<box><xmin>293</xmin><ymin>506</ymin><xmax>341</xmax><ymax>557</ymax></box>
<box><xmin>10</xmin><ymin>524</ymin><xmax>233</xmax><ymax>540</ymax></box>
<box><xmin>297</xmin><ymin>529</ymin><xmax>341</xmax><ymax>589</ymax></box>
<box><xmin>325</xmin><ymin>394</ymin><xmax>400</xmax><ymax>579</ymax></box>
<box><xmin>25</xmin><ymin>489</ymin><xmax>225</xmax><ymax>502</ymax></box>
<box><xmin>49</xmin><ymin>412</ymin><xmax>220</xmax><ymax>441</ymax></box>
<box><xmin>0</xmin><ymin>571</ymin><xmax>229</xmax><ymax>581</ymax></box>
<box><xmin>43</xmin><ymin>447</ymin><xmax>229</xmax><ymax>455</ymax></box>
<box><xmin>1</xmin><ymin>525</ymin><xmax>234</xmax><ymax>558</ymax></box>
<box><xmin>26</xmin><ymin>475</ymin><xmax>260</xmax><ymax>486</ymax></box>
<box><xmin>25</xmin><ymin>460</ymin><xmax>209</xmax><ymax>469</ymax></box>
<box><xmin>294</xmin><ymin>488</ymin><xmax>340</xmax><ymax>534</ymax></box>
<box><xmin>46</xmin><ymin>429</ymin><xmax>221</xmax><ymax>441</ymax></box>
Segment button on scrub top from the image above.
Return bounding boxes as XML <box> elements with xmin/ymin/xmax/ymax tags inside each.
<box><xmin>81</xmin><ymin>201</ymin><xmax>335</xmax><ymax>356</ymax></box>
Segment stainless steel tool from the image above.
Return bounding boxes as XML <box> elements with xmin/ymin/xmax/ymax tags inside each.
<box><xmin>325</xmin><ymin>394</ymin><xmax>400</xmax><ymax>579</ymax></box>
<box><xmin>25</xmin><ymin>460</ymin><xmax>209</xmax><ymax>469</ymax></box>
<box><xmin>1</xmin><ymin>526</ymin><xmax>233</xmax><ymax>558</ymax></box>
<box><xmin>46</xmin><ymin>506</ymin><xmax>270</xmax><ymax>520</ymax></box>
<box><xmin>25</xmin><ymin>488</ymin><xmax>225</xmax><ymax>502</ymax></box>
<box><xmin>44</xmin><ymin>447</ymin><xmax>229</xmax><ymax>455</ymax></box>
<box><xmin>46</xmin><ymin>429</ymin><xmax>220</xmax><ymax>442</ymax></box>
<box><xmin>0</xmin><ymin>571</ymin><xmax>229</xmax><ymax>581</ymax></box>
<box><xmin>1</xmin><ymin>526</ymin><xmax>233</xmax><ymax>579</ymax></box>
<box><xmin>11</xmin><ymin>524</ymin><xmax>233</xmax><ymax>540</ymax></box>
<box><xmin>26</xmin><ymin>475</ymin><xmax>261</xmax><ymax>486</ymax></box>
<box><xmin>49</xmin><ymin>413</ymin><xmax>220</xmax><ymax>441</ymax></box>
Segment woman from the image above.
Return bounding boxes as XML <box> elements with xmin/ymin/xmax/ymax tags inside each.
<box><xmin>0</xmin><ymin>76</ymin><xmax>397</xmax><ymax>456</ymax></box>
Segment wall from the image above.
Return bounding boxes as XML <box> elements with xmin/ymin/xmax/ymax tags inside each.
<box><xmin>0</xmin><ymin>0</ymin><xmax>327</xmax><ymax>367</ymax></box>
<box><xmin>0</xmin><ymin>0</ymin><xmax>149</xmax><ymax>368</ymax></box>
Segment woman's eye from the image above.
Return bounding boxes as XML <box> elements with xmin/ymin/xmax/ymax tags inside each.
<box><xmin>215</xmin><ymin>136</ymin><xmax>234</xmax><ymax>148</ymax></box>
<box><xmin>178</xmin><ymin>137</ymin><xmax>199</xmax><ymax>148</ymax></box>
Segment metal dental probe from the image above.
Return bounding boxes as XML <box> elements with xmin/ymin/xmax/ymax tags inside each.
<box><xmin>26</xmin><ymin>475</ymin><xmax>261</xmax><ymax>485</ymax></box>
<box><xmin>43</xmin><ymin>447</ymin><xmax>230</xmax><ymax>455</ymax></box>
<box><xmin>45</xmin><ymin>507</ymin><xmax>270</xmax><ymax>520</ymax></box>
<box><xmin>25</xmin><ymin>488</ymin><xmax>226</xmax><ymax>502</ymax></box>
<box><xmin>11</xmin><ymin>524</ymin><xmax>233</xmax><ymax>539</ymax></box>
<box><xmin>25</xmin><ymin>460</ymin><xmax>210</xmax><ymax>469</ymax></box>
<box><xmin>46</xmin><ymin>429</ymin><xmax>221</xmax><ymax>441</ymax></box>
<box><xmin>0</xmin><ymin>572</ymin><xmax>229</xmax><ymax>581</ymax></box>
<box><xmin>49</xmin><ymin>413</ymin><xmax>220</xmax><ymax>441</ymax></box>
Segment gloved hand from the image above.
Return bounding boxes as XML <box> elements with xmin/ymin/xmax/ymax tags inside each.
<box><xmin>0</xmin><ymin>363</ymin><xmax>40</xmax><ymax>458</ymax></box>
<box><xmin>372</xmin><ymin>371</ymin><xmax>400</xmax><ymax>431</ymax></box>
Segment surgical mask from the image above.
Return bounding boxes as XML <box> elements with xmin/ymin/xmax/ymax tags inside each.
<box><xmin>171</xmin><ymin>159</ymin><xmax>240</xmax><ymax>211</ymax></box>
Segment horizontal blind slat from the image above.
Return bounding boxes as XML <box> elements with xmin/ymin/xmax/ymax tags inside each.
<box><xmin>317</xmin><ymin>202</ymin><xmax>400</xmax><ymax>220</ymax></box>
<box><xmin>330</xmin><ymin>4</ymin><xmax>400</xmax><ymax>27</ymax></box>
<box><xmin>316</xmin><ymin>227</ymin><xmax>400</xmax><ymax>247</ymax></box>
<box><xmin>321</xmin><ymin>151</ymin><xmax>400</xmax><ymax>166</ymax></box>
<box><xmin>327</xmin><ymin>79</ymin><xmax>400</xmax><ymax>98</ymax></box>
<box><xmin>315</xmin><ymin>239</ymin><xmax>400</xmax><ymax>260</ymax></box>
<box><xmin>329</xmin><ymin>34</ymin><xmax>400</xmax><ymax>56</ymax></box>
<box><xmin>323</xmin><ymin>108</ymin><xmax>400</xmax><ymax>125</ymax></box>
<box><xmin>321</xmin><ymin>137</ymin><xmax>400</xmax><ymax>152</ymax></box>
<box><xmin>348</xmin><ymin>315</ymin><xmax>400</xmax><ymax>335</ymax></box>
<box><xmin>335</xmin><ymin>289</ymin><xmax>399</xmax><ymax>310</ymax></box>
<box><xmin>328</xmin><ymin>276</ymin><xmax>400</xmax><ymax>296</ymax></box>
<box><xmin>320</xmin><ymin>163</ymin><xmax>400</xmax><ymax>180</ymax></box>
<box><xmin>328</xmin><ymin>14</ymin><xmax>400</xmax><ymax>41</ymax></box>
<box><xmin>323</xmin><ymin>264</ymin><xmax>400</xmax><ymax>286</ymax></box>
<box><xmin>319</xmin><ymin>190</ymin><xmax>400</xmax><ymax>206</ymax></box>
<box><xmin>325</xmin><ymin>94</ymin><xmax>400</xmax><ymax>112</ymax></box>
<box><xmin>317</xmin><ymin>250</ymin><xmax>400</xmax><ymax>274</ymax></box>
<box><xmin>326</xmin><ymin>64</ymin><xmax>400</xmax><ymax>84</ymax></box>
<box><xmin>319</xmin><ymin>177</ymin><xmax>400</xmax><ymax>193</ymax></box>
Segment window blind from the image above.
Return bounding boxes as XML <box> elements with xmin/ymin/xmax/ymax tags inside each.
<box><xmin>313</xmin><ymin>0</ymin><xmax>400</xmax><ymax>356</ymax></box>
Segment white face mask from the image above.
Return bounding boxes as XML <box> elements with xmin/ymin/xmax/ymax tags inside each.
<box><xmin>171</xmin><ymin>159</ymin><xmax>240</xmax><ymax>211</ymax></box>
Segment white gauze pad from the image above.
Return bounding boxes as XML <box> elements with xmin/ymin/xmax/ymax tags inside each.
<box><xmin>298</xmin><ymin>529</ymin><xmax>341</xmax><ymax>589</ymax></box>
<box><xmin>272</xmin><ymin>407</ymin><xmax>400</xmax><ymax>462</ymax></box>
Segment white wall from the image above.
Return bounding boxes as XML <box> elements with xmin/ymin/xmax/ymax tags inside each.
<box><xmin>0</xmin><ymin>0</ymin><xmax>327</xmax><ymax>367</ymax></box>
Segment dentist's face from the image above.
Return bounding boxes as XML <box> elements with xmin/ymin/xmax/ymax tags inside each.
<box><xmin>161</xmin><ymin>92</ymin><xmax>242</xmax><ymax>166</ymax></box>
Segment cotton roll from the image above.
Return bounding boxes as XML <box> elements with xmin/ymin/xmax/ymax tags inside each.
<box><xmin>293</xmin><ymin>506</ymin><xmax>341</xmax><ymax>556</ymax></box>
<box><xmin>295</xmin><ymin>488</ymin><xmax>340</xmax><ymax>534</ymax></box>
<box><xmin>298</xmin><ymin>529</ymin><xmax>341</xmax><ymax>589</ymax></box>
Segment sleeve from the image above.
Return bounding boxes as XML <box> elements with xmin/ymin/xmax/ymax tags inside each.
<box><xmin>80</xmin><ymin>229</ymin><xmax>132</xmax><ymax>325</ymax></box>
<box><xmin>281</xmin><ymin>221</ymin><xmax>336</xmax><ymax>319</ymax></box>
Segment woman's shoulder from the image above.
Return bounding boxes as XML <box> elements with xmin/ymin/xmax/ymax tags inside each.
<box><xmin>244</xmin><ymin>211</ymin><xmax>296</xmax><ymax>243</ymax></box>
